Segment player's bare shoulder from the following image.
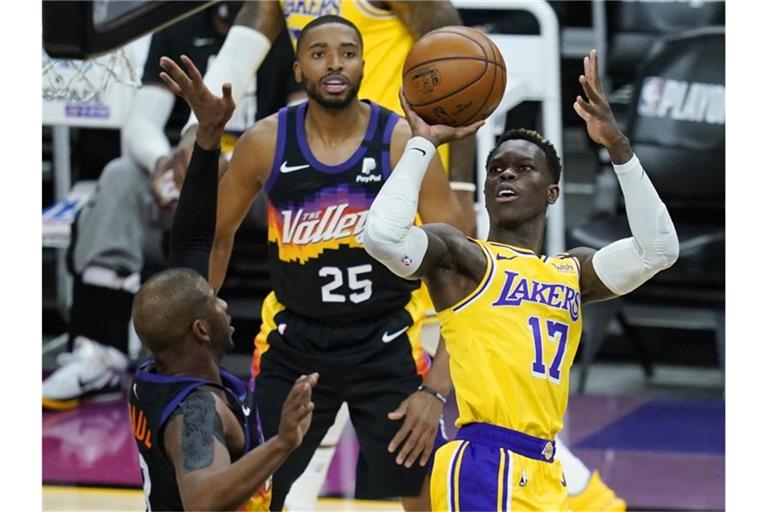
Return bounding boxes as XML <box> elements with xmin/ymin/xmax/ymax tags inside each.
<box><xmin>230</xmin><ymin>112</ymin><xmax>281</xmax><ymax>183</ymax></box>
<box><xmin>420</xmin><ymin>224</ymin><xmax>487</xmax><ymax>311</ymax></box>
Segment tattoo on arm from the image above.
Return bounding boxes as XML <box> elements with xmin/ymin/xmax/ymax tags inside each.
<box><xmin>179</xmin><ymin>392</ymin><xmax>227</xmax><ymax>472</ymax></box>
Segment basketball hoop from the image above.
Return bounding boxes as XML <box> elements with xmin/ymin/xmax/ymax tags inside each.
<box><xmin>42</xmin><ymin>46</ymin><xmax>142</xmax><ymax>103</ymax></box>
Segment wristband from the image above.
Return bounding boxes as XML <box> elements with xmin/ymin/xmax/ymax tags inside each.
<box><xmin>417</xmin><ymin>384</ymin><xmax>447</xmax><ymax>404</ymax></box>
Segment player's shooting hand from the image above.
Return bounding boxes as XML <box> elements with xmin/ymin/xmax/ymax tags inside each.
<box><xmin>573</xmin><ymin>50</ymin><xmax>631</xmax><ymax>159</ymax></box>
<box><xmin>399</xmin><ymin>88</ymin><xmax>484</xmax><ymax>149</ymax></box>
<box><xmin>159</xmin><ymin>55</ymin><xmax>235</xmax><ymax>150</ymax></box>
<box><xmin>277</xmin><ymin>373</ymin><xmax>319</xmax><ymax>450</ymax></box>
<box><xmin>387</xmin><ymin>390</ymin><xmax>443</xmax><ymax>468</ymax></box>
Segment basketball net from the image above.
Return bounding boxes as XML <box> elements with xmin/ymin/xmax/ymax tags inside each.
<box><xmin>42</xmin><ymin>47</ymin><xmax>142</xmax><ymax>103</ymax></box>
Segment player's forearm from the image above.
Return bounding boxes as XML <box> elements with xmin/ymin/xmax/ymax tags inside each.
<box><xmin>183</xmin><ymin>436</ymin><xmax>293</xmax><ymax>511</ymax></box>
<box><xmin>604</xmin><ymin>134</ymin><xmax>633</xmax><ymax>166</ymax></box>
<box><xmin>233</xmin><ymin>0</ymin><xmax>286</xmax><ymax>43</ymax></box>
<box><xmin>591</xmin><ymin>152</ymin><xmax>679</xmax><ymax>295</ymax></box>
<box><xmin>209</xmin><ymin>236</ymin><xmax>235</xmax><ymax>293</ymax></box>
<box><xmin>362</xmin><ymin>137</ymin><xmax>434</xmax><ymax>277</ymax></box>
<box><xmin>445</xmin><ymin>137</ymin><xmax>478</xmax><ymax>236</ymax></box>
<box><xmin>422</xmin><ymin>337</ymin><xmax>452</xmax><ymax>396</ymax></box>
<box><xmin>169</xmin><ymin>144</ymin><xmax>219</xmax><ymax>278</ymax></box>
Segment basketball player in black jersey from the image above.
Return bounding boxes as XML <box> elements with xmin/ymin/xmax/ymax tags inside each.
<box><xmin>128</xmin><ymin>135</ymin><xmax>318</xmax><ymax>510</ymax></box>
<box><xmin>158</xmin><ymin>15</ymin><xmax>478</xmax><ymax>510</ymax></box>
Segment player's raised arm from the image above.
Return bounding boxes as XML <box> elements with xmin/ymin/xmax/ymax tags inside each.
<box><xmin>569</xmin><ymin>50</ymin><xmax>679</xmax><ymax>304</ymax></box>
<box><xmin>362</xmin><ymin>89</ymin><xmax>483</xmax><ymax>282</ymax></box>
<box><xmin>159</xmin><ymin>54</ymin><xmax>273</xmax><ymax>291</ymax></box>
<box><xmin>161</xmin><ymin>55</ymin><xmax>234</xmax><ymax>278</ymax></box>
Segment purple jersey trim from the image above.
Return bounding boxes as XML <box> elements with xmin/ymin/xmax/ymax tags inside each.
<box><xmin>136</xmin><ymin>359</ymin><xmax>254</xmax><ymax>447</ymax></box>
<box><xmin>456</xmin><ymin>423</ymin><xmax>556</xmax><ymax>462</ymax></box>
<box><xmin>296</xmin><ymin>101</ymin><xmax>380</xmax><ymax>174</ymax></box>
<box><xmin>381</xmin><ymin>112</ymin><xmax>400</xmax><ymax>180</ymax></box>
<box><xmin>264</xmin><ymin>106</ymin><xmax>290</xmax><ymax>193</ymax></box>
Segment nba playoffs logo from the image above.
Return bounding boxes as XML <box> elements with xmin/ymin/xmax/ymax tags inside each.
<box><xmin>638</xmin><ymin>76</ymin><xmax>725</xmax><ymax>125</ymax></box>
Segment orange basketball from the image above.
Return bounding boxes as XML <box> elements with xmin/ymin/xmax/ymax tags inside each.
<box><xmin>402</xmin><ymin>26</ymin><xmax>506</xmax><ymax>127</ymax></box>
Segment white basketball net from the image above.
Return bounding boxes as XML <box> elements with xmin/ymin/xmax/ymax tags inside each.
<box><xmin>42</xmin><ymin>47</ymin><xmax>142</xmax><ymax>103</ymax></box>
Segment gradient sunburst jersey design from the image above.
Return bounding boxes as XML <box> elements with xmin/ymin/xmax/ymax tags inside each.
<box><xmin>267</xmin><ymin>183</ymin><xmax>377</xmax><ymax>264</ymax></box>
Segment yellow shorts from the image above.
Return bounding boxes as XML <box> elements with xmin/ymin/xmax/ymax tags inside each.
<box><xmin>431</xmin><ymin>436</ymin><xmax>568</xmax><ymax>511</ymax></box>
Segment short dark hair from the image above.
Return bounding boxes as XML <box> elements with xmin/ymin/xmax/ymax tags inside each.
<box><xmin>296</xmin><ymin>15</ymin><xmax>364</xmax><ymax>53</ymax></box>
<box><xmin>485</xmin><ymin>128</ymin><xmax>562</xmax><ymax>184</ymax></box>
<box><xmin>132</xmin><ymin>268</ymin><xmax>210</xmax><ymax>354</ymax></box>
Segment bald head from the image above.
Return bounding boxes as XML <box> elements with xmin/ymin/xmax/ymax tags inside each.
<box><xmin>132</xmin><ymin>268</ymin><xmax>211</xmax><ymax>355</ymax></box>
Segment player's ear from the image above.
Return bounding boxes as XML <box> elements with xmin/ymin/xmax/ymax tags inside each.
<box><xmin>192</xmin><ymin>318</ymin><xmax>212</xmax><ymax>344</ymax></box>
<box><xmin>546</xmin><ymin>184</ymin><xmax>560</xmax><ymax>205</ymax></box>
<box><xmin>293</xmin><ymin>61</ymin><xmax>302</xmax><ymax>85</ymax></box>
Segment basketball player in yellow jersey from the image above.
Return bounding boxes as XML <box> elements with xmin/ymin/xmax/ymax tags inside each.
<box><xmin>363</xmin><ymin>50</ymin><xmax>679</xmax><ymax>510</ymax></box>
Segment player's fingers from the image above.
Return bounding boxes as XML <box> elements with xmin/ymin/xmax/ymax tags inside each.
<box><xmin>387</xmin><ymin>400</ymin><xmax>407</xmax><ymax>421</ymax></box>
<box><xmin>456</xmin><ymin>120</ymin><xmax>485</xmax><ymax>139</ymax></box>
<box><xmin>158</xmin><ymin>73</ymin><xmax>183</xmax><ymax>97</ymax></box>
<box><xmin>589</xmin><ymin>49</ymin><xmax>606</xmax><ymax>95</ymax></box>
<box><xmin>573</xmin><ymin>99</ymin><xmax>591</xmax><ymax>121</ymax></box>
<box><xmin>407</xmin><ymin>430</ymin><xmax>433</xmax><ymax>468</ymax></box>
<box><xmin>580</xmin><ymin>74</ymin><xmax>608</xmax><ymax>109</ymax></box>
<box><xmin>395</xmin><ymin>428</ymin><xmax>419</xmax><ymax>465</ymax></box>
<box><xmin>398</xmin><ymin>87</ymin><xmax>412</xmax><ymax>112</ymax></box>
<box><xmin>387</xmin><ymin>416</ymin><xmax>412</xmax><ymax>453</ymax></box>
<box><xmin>419</xmin><ymin>434</ymin><xmax>435</xmax><ymax>467</ymax></box>
<box><xmin>159</xmin><ymin>57</ymin><xmax>192</xmax><ymax>91</ymax></box>
<box><xmin>180</xmin><ymin>54</ymin><xmax>204</xmax><ymax>85</ymax></box>
<box><xmin>575</xmin><ymin>94</ymin><xmax>598</xmax><ymax>116</ymax></box>
<box><xmin>222</xmin><ymin>82</ymin><xmax>233</xmax><ymax>101</ymax></box>
<box><xmin>305</xmin><ymin>372</ymin><xmax>319</xmax><ymax>387</ymax></box>
<box><xmin>296</xmin><ymin>400</ymin><xmax>314</xmax><ymax>421</ymax></box>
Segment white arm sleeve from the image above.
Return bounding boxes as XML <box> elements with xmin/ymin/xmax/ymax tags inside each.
<box><xmin>362</xmin><ymin>137</ymin><xmax>435</xmax><ymax>278</ymax></box>
<box><xmin>181</xmin><ymin>26</ymin><xmax>271</xmax><ymax>134</ymax></box>
<box><xmin>123</xmin><ymin>85</ymin><xmax>175</xmax><ymax>172</ymax></box>
<box><xmin>592</xmin><ymin>154</ymin><xmax>680</xmax><ymax>295</ymax></box>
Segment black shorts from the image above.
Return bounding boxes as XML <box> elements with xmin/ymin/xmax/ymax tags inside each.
<box><xmin>252</xmin><ymin>307</ymin><xmax>444</xmax><ymax>509</ymax></box>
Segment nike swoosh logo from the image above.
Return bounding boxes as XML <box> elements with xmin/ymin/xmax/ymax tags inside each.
<box><xmin>242</xmin><ymin>405</ymin><xmax>251</xmax><ymax>416</ymax></box>
<box><xmin>410</xmin><ymin>147</ymin><xmax>426</xmax><ymax>156</ymax></box>
<box><xmin>280</xmin><ymin>161</ymin><xmax>311</xmax><ymax>174</ymax></box>
<box><xmin>382</xmin><ymin>326</ymin><xmax>409</xmax><ymax>343</ymax></box>
<box><xmin>78</xmin><ymin>373</ymin><xmax>108</xmax><ymax>389</ymax></box>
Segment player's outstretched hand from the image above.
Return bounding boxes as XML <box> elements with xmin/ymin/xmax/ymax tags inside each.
<box><xmin>387</xmin><ymin>390</ymin><xmax>443</xmax><ymax>468</ymax></box>
<box><xmin>277</xmin><ymin>373</ymin><xmax>319</xmax><ymax>450</ymax></box>
<box><xmin>399</xmin><ymin>88</ymin><xmax>484</xmax><ymax>149</ymax></box>
<box><xmin>159</xmin><ymin>55</ymin><xmax>235</xmax><ymax>150</ymax></box>
<box><xmin>573</xmin><ymin>50</ymin><xmax>632</xmax><ymax>157</ymax></box>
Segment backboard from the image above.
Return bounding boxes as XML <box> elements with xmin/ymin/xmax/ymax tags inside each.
<box><xmin>43</xmin><ymin>0</ymin><xmax>214</xmax><ymax>59</ymax></box>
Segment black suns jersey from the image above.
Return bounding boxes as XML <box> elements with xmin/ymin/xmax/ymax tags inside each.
<box><xmin>128</xmin><ymin>360</ymin><xmax>269</xmax><ymax>511</ymax></box>
<box><xmin>263</xmin><ymin>100</ymin><xmax>420</xmax><ymax>326</ymax></box>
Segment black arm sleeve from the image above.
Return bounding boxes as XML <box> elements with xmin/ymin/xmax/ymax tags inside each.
<box><xmin>168</xmin><ymin>144</ymin><xmax>220</xmax><ymax>279</ymax></box>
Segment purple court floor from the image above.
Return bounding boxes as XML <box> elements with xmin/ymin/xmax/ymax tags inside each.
<box><xmin>43</xmin><ymin>390</ymin><xmax>724</xmax><ymax>510</ymax></box>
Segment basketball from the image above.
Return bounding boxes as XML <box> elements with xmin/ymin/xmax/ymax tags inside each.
<box><xmin>402</xmin><ymin>26</ymin><xmax>506</xmax><ymax>127</ymax></box>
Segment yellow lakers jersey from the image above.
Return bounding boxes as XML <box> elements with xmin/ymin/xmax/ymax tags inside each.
<box><xmin>281</xmin><ymin>0</ymin><xmax>414</xmax><ymax>115</ymax></box>
<box><xmin>436</xmin><ymin>240</ymin><xmax>583</xmax><ymax>440</ymax></box>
